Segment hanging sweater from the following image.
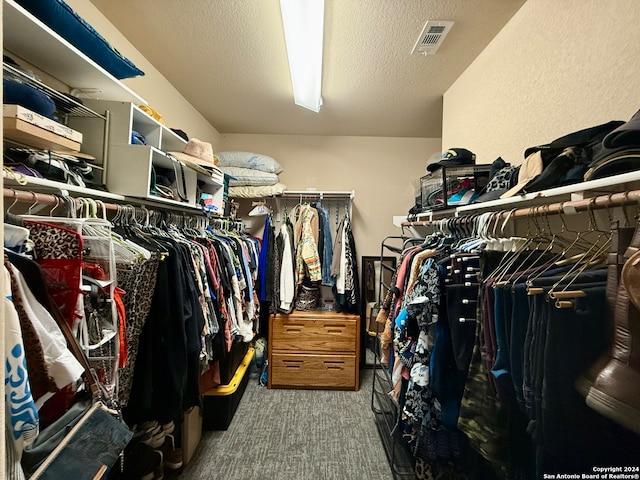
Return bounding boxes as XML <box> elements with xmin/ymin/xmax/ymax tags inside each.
<box><xmin>295</xmin><ymin>205</ymin><xmax>322</xmax><ymax>282</ymax></box>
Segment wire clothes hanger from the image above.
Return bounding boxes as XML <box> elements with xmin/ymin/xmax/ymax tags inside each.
<box><xmin>486</xmin><ymin>209</ymin><xmax>532</xmax><ymax>286</ymax></box>
<box><xmin>522</xmin><ymin>205</ymin><xmax>594</xmax><ymax>300</ymax></box>
<box><xmin>506</xmin><ymin>205</ymin><xmax>559</xmax><ymax>287</ymax></box>
<box><xmin>543</xmin><ymin>197</ymin><xmax>611</xmax><ymax>307</ymax></box>
<box><xmin>501</xmin><ymin>206</ymin><xmax>555</xmax><ymax>278</ymax></box>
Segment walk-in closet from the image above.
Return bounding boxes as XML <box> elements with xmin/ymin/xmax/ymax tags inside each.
<box><xmin>3</xmin><ymin>1</ymin><xmax>640</xmax><ymax>479</ymax></box>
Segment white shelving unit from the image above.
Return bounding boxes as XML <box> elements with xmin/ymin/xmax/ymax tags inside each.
<box><xmin>394</xmin><ymin>169</ymin><xmax>640</xmax><ymax>227</ymax></box>
<box><xmin>3</xmin><ymin>0</ymin><xmax>224</xmax><ymax>214</ymax></box>
<box><xmin>3</xmin><ymin>59</ymin><xmax>111</xmax><ymax>185</ymax></box>
<box><xmin>3</xmin><ymin>0</ymin><xmax>146</xmax><ymax>105</ymax></box>
<box><xmin>73</xmin><ymin>99</ymin><xmax>224</xmax><ymax>211</ymax></box>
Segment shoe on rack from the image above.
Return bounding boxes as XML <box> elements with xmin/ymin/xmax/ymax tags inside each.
<box><xmin>158</xmin><ymin>433</ymin><xmax>183</xmax><ymax>470</ymax></box>
<box><xmin>140</xmin><ymin>429</ymin><xmax>165</xmax><ymax>449</ymax></box>
<box><xmin>139</xmin><ymin>420</ymin><xmax>160</xmax><ymax>431</ymax></box>
<box><xmin>133</xmin><ymin>420</ymin><xmax>162</xmax><ymax>438</ymax></box>
<box><xmin>161</xmin><ymin>420</ymin><xmax>175</xmax><ymax>435</ymax></box>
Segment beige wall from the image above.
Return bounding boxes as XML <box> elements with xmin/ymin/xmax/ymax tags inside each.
<box><xmin>221</xmin><ymin>134</ymin><xmax>440</xmax><ymax>257</ymax></box>
<box><xmin>443</xmin><ymin>0</ymin><xmax>640</xmax><ymax>166</ymax></box>
<box><xmin>64</xmin><ymin>0</ymin><xmax>222</xmax><ymax>148</ymax></box>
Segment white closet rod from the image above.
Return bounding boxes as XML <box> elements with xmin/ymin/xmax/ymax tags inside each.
<box><xmin>1</xmin><ymin>188</ymin><xmax>236</xmax><ymax>224</ymax></box>
<box><xmin>278</xmin><ymin>190</ymin><xmax>355</xmax><ymax>200</ymax></box>
<box><xmin>402</xmin><ymin>189</ymin><xmax>640</xmax><ymax>227</ymax></box>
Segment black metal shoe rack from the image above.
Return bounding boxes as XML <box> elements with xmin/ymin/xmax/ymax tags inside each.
<box><xmin>370</xmin><ymin>235</ymin><xmax>423</xmax><ymax>480</ymax></box>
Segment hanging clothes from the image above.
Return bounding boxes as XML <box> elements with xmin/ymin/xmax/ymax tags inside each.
<box><xmin>332</xmin><ymin>215</ymin><xmax>360</xmax><ymax>313</ymax></box>
<box><xmin>278</xmin><ymin>216</ymin><xmax>296</xmax><ymax>313</ymax></box>
<box><xmin>6</xmin><ymin>260</ymin><xmax>84</xmax><ymax>408</ymax></box>
<box><xmin>116</xmin><ymin>253</ymin><xmax>160</xmax><ymax>406</ymax></box>
<box><xmin>3</xmin><ymin>264</ymin><xmax>39</xmax><ymax>459</ymax></box>
<box><xmin>381</xmin><ymin>218</ymin><xmax>640</xmax><ymax>479</ymax></box>
<box><xmin>294</xmin><ymin>204</ymin><xmax>322</xmax><ymax>283</ymax></box>
<box><xmin>1</xmin><ymin>199</ymin><xmax>266</xmax><ymax>480</ymax></box>
<box><xmin>313</xmin><ymin>202</ymin><xmax>334</xmax><ymax>287</ymax></box>
<box><xmin>258</xmin><ymin>215</ymin><xmax>271</xmax><ymax>302</ymax></box>
<box><xmin>255</xmin><ymin>196</ymin><xmax>355</xmax><ymax>315</ymax></box>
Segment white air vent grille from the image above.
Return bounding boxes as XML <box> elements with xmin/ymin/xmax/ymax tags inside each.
<box><xmin>411</xmin><ymin>20</ymin><xmax>454</xmax><ymax>55</ymax></box>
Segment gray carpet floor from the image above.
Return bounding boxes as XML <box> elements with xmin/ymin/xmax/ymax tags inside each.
<box><xmin>181</xmin><ymin>368</ymin><xmax>394</xmax><ymax>480</ymax></box>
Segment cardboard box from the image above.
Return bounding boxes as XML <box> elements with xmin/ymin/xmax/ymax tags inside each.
<box><xmin>366</xmin><ymin>302</ymin><xmax>381</xmax><ymax>333</ymax></box>
<box><xmin>3</xmin><ymin>117</ymin><xmax>81</xmax><ymax>152</ymax></box>
<box><xmin>182</xmin><ymin>406</ymin><xmax>202</xmax><ymax>466</ymax></box>
<box><xmin>4</xmin><ymin>104</ymin><xmax>83</xmax><ymax>143</ymax></box>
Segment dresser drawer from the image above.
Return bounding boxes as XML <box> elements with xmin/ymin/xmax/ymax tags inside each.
<box><xmin>270</xmin><ymin>353</ymin><xmax>356</xmax><ymax>389</ymax></box>
<box><xmin>271</xmin><ymin>315</ymin><xmax>357</xmax><ymax>352</ymax></box>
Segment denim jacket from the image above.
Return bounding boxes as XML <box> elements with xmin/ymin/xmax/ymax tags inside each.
<box><xmin>315</xmin><ymin>204</ymin><xmax>334</xmax><ymax>286</ymax></box>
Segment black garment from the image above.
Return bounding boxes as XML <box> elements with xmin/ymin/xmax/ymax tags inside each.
<box><xmin>457</xmin><ymin>250</ymin><xmax>511</xmax><ymax>477</ymax></box>
<box><xmin>125</xmin><ymin>242</ymin><xmax>188</xmax><ymax>425</ymax></box>
<box><xmin>172</xmin><ymin>240</ymin><xmax>204</xmax><ymax>355</ymax></box>
<box><xmin>334</xmin><ymin>222</ymin><xmax>360</xmax><ymax>314</ymax></box>
<box><xmin>6</xmin><ymin>250</ymin><xmax>49</xmax><ymax>306</ymax></box>
<box><xmin>268</xmin><ymin>219</ymin><xmax>280</xmax><ymax>317</ymax></box>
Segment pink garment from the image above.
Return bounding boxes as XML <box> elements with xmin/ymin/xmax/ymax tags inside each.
<box><xmin>392</xmin><ymin>247</ymin><xmax>421</xmax><ymax>318</ymax></box>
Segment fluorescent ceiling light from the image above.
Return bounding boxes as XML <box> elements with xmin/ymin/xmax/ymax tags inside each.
<box><xmin>280</xmin><ymin>0</ymin><xmax>324</xmax><ymax>112</ymax></box>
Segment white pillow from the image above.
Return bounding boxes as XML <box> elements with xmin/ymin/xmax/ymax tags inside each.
<box><xmin>228</xmin><ymin>183</ymin><xmax>287</xmax><ymax>198</ymax></box>
<box><xmin>221</xmin><ymin>166</ymin><xmax>279</xmax><ymax>186</ymax></box>
<box><xmin>216</xmin><ymin>151</ymin><xmax>283</xmax><ymax>174</ymax></box>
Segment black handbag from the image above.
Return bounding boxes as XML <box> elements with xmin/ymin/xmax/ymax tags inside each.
<box><xmin>21</xmin><ymin>294</ymin><xmax>132</xmax><ymax>479</ymax></box>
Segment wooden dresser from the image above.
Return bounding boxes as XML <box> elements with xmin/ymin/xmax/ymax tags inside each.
<box><xmin>268</xmin><ymin>310</ymin><xmax>360</xmax><ymax>391</ymax></box>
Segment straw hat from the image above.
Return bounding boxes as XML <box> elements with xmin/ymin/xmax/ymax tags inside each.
<box><xmin>169</xmin><ymin>138</ymin><xmax>219</xmax><ymax>173</ymax></box>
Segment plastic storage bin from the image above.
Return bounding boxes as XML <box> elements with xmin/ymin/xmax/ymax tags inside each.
<box><xmin>202</xmin><ymin>346</ymin><xmax>254</xmax><ymax>431</ymax></box>
<box><xmin>219</xmin><ymin>340</ymin><xmax>249</xmax><ymax>385</ymax></box>
<box><xmin>419</xmin><ymin>164</ymin><xmax>492</xmax><ymax>211</ymax></box>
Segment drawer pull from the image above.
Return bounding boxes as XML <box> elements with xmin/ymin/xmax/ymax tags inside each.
<box><xmin>324</xmin><ymin>361</ymin><xmax>345</xmax><ymax>369</ymax></box>
<box><xmin>325</xmin><ymin>324</ymin><xmax>347</xmax><ymax>328</ymax></box>
<box><xmin>285</xmin><ymin>328</ymin><xmax>303</xmax><ymax>333</ymax></box>
<box><xmin>282</xmin><ymin>359</ymin><xmax>304</xmax><ymax>369</ymax></box>
<box><xmin>326</xmin><ymin>329</ymin><xmax>343</xmax><ymax>334</ymax></box>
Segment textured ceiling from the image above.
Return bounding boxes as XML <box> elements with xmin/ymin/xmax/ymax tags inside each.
<box><xmin>89</xmin><ymin>0</ymin><xmax>525</xmax><ymax>138</ymax></box>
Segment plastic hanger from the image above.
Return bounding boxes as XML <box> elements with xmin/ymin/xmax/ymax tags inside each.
<box><xmin>249</xmin><ymin>200</ymin><xmax>271</xmax><ymax>217</ymax></box>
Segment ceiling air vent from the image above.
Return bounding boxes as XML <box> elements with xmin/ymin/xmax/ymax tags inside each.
<box><xmin>411</xmin><ymin>20</ymin><xmax>454</xmax><ymax>55</ymax></box>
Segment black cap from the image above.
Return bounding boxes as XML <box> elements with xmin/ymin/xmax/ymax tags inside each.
<box><xmin>603</xmin><ymin>109</ymin><xmax>640</xmax><ymax>149</ymax></box>
<box><xmin>427</xmin><ymin>148</ymin><xmax>476</xmax><ymax>172</ymax></box>
<box><xmin>171</xmin><ymin>128</ymin><xmax>189</xmax><ymax>141</ymax></box>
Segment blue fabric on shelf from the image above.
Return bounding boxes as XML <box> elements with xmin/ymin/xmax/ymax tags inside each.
<box><xmin>16</xmin><ymin>0</ymin><xmax>144</xmax><ymax>80</ymax></box>
<box><xmin>4</xmin><ymin>80</ymin><xmax>56</xmax><ymax>118</ymax></box>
